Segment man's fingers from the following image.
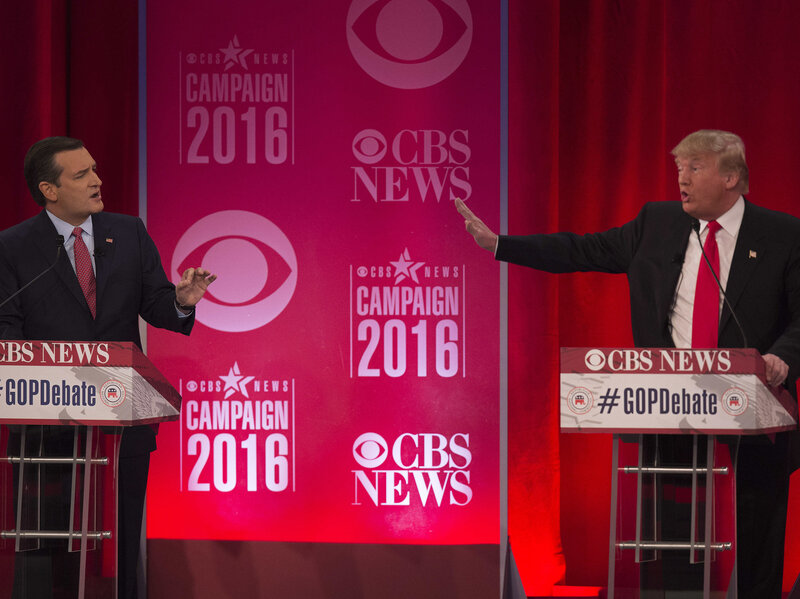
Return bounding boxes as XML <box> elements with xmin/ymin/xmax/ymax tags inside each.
<box><xmin>763</xmin><ymin>353</ymin><xmax>789</xmax><ymax>386</ymax></box>
<box><xmin>181</xmin><ymin>267</ymin><xmax>217</xmax><ymax>285</ymax></box>
<box><xmin>455</xmin><ymin>198</ymin><xmax>496</xmax><ymax>251</ymax></box>
<box><xmin>455</xmin><ymin>198</ymin><xmax>476</xmax><ymax>220</ymax></box>
<box><xmin>455</xmin><ymin>199</ymin><xmax>484</xmax><ymax>234</ymax></box>
<box><xmin>466</xmin><ymin>221</ymin><xmax>482</xmax><ymax>236</ymax></box>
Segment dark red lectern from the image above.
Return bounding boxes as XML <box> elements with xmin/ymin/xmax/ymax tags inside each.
<box><xmin>560</xmin><ymin>347</ymin><xmax>798</xmax><ymax>599</ymax></box>
<box><xmin>0</xmin><ymin>340</ymin><xmax>182</xmax><ymax>599</ymax></box>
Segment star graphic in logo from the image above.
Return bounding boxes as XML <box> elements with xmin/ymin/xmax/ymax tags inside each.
<box><xmin>220</xmin><ymin>35</ymin><xmax>253</xmax><ymax>71</ymax></box>
<box><xmin>390</xmin><ymin>248</ymin><xmax>425</xmax><ymax>284</ymax></box>
<box><xmin>219</xmin><ymin>362</ymin><xmax>255</xmax><ymax>399</ymax></box>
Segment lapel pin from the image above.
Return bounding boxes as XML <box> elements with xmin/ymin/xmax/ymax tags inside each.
<box><xmin>748</xmin><ymin>250</ymin><xmax>757</xmax><ymax>259</ymax></box>
<box><xmin>106</xmin><ymin>238</ymin><xmax>114</xmax><ymax>244</ymax></box>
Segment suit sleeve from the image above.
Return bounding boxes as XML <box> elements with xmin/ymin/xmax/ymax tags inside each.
<box><xmin>135</xmin><ymin>218</ymin><xmax>194</xmax><ymax>335</ymax></box>
<box><xmin>0</xmin><ymin>236</ymin><xmax>24</xmax><ymax>339</ymax></box>
<box><xmin>494</xmin><ymin>203</ymin><xmax>649</xmax><ymax>275</ymax></box>
<box><xmin>765</xmin><ymin>230</ymin><xmax>800</xmax><ymax>383</ymax></box>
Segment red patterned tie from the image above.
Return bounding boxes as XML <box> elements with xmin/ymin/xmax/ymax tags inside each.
<box><xmin>73</xmin><ymin>226</ymin><xmax>96</xmax><ymax>318</ymax></box>
<box><xmin>691</xmin><ymin>220</ymin><xmax>722</xmax><ymax>348</ymax></box>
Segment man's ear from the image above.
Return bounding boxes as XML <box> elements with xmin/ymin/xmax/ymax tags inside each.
<box><xmin>723</xmin><ymin>171</ymin><xmax>740</xmax><ymax>190</ymax></box>
<box><xmin>38</xmin><ymin>181</ymin><xmax>57</xmax><ymax>203</ymax></box>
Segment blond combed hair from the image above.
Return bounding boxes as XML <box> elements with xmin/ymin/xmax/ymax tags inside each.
<box><xmin>671</xmin><ymin>129</ymin><xmax>749</xmax><ymax>194</ymax></box>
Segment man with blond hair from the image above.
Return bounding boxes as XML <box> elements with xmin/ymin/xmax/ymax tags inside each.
<box><xmin>457</xmin><ymin>129</ymin><xmax>800</xmax><ymax>597</ymax></box>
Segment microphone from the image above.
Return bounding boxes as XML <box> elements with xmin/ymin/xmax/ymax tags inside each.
<box><xmin>0</xmin><ymin>235</ymin><xmax>65</xmax><ymax>313</ymax></box>
<box><xmin>692</xmin><ymin>219</ymin><xmax>748</xmax><ymax>348</ymax></box>
<box><xmin>95</xmin><ymin>239</ymin><xmax>107</xmax><ymax>257</ymax></box>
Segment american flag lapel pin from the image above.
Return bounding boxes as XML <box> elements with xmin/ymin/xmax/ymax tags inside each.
<box><xmin>748</xmin><ymin>250</ymin><xmax>757</xmax><ymax>259</ymax></box>
<box><xmin>106</xmin><ymin>238</ymin><xmax>114</xmax><ymax>244</ymax></box>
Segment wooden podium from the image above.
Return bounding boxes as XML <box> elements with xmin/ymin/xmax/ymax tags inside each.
<box><xmin>0</xmin><ymin>340</ymin><xmax>182</xmax><ymax>599</ymax></box>
<box><xmin>560</xmin><ymin>347</ymin><xmax>798</xmax><ymax>599</ymax></box>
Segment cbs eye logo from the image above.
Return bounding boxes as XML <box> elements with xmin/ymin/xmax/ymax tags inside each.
<box><xmin>172</xmin><ymin>210</ymin><xmax>297</xmax><ymax>332</ymax></box>
<box><xmin>584</xmin><ymin>349</ymin><xmax>606</xmax><ymax>371</ymax></box>
<box><xmin>347</xmin><ymin>0</ymin><xmax>473</xmax><ymax>89</ymax></box>
<box><xmin>353</xmin><ymin>432</ymin><xmax>389</xmax><ymax>468</ymax></box>
<box><xmin>352</xmin><ymin>129</ymin><xmax>387</xmax><ymax>164</ymax></box>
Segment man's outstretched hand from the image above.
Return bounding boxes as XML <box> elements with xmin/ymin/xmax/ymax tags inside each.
<box><xmin>455</xmin><ymin>198</ymin><xmax>498</xmax><ymax>252</ymax></box>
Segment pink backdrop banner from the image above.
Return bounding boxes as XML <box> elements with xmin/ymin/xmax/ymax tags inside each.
<box><xmin>145</xmin><ymin>0</ymin><xmax>502</xmax><ymax>544</ymax></box>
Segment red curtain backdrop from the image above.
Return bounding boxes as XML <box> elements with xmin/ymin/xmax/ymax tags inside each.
<box><xmin>3</xmin><ymin>1</ymin><xmax>800</xmax><ymax>596</ymax></box>
<box><xmin>0</xmin><ymin>0</ymin><xmax>139</xmax><ymax>230</ymax></box>
<box><xmin>509</xmin><ymin>0</ymin><xmax>800</xmax><ymax>594</ymax></box>
<box><xmin>508</xmin><ymin>0</ymin><xmax>565</xmax><ymax>593</ymax></box>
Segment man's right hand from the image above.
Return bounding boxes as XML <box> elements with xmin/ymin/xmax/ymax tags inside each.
<box><xmin>455</xmin><ymin>198</ymin><xmax>498</xmax><ymax>252</ymax></box>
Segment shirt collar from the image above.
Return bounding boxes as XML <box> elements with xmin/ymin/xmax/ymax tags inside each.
<box><xmin>698</xmin><ymin>195</ymin><xmax>744</xmax><ymax>237</ymax></box>
<box><xmin>45</xmin><ymin>210</ymin><xmax>94</xmax><ymax>239</ymax></box>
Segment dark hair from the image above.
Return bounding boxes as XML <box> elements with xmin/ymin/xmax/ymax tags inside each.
<box><xmin>24</xmin><ymin>136</ymin><xmax>85</xmax><ymax>206</ymax></box>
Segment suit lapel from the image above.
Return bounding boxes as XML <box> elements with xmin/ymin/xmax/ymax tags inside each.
<box><xmin>92</xmin><ymin>214</ymin><xmax>117</xmax><ymax>309</ymax></box>
<box><xmin>720</xmin><ymin>200</ymin><xmax>763</xmax><ymax>333</ymax></box>
<box><xmin>32</xmin><ymin>211</ymin><xmax>90</xmax><ymax>313</ymax></box>
<box><xmin>658</xmin><ymin>211</ymin><xmax>693</xmax><ymax>336</ymax></box>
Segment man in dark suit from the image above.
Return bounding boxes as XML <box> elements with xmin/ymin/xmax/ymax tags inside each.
<box><xmin>456</xmin><ymin>129</ymin><xmax>800</xmax><ymax>598</ymax></box>
<box><xmin>0</xmin><ymin>136</ymin><xmax>216</xmax><ymax>598</ymax></box>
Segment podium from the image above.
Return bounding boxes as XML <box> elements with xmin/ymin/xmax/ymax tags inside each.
<box><xmin>0</xmin><ymin>340</ymin><xmax>182</xmax><ymax>599</ymax></box>
<box><xmin>560</xmin><ymin>347</ymin><xmax>798</xmax><ymax>599</ymax></box>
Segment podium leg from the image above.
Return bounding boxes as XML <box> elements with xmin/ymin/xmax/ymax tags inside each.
<box><xmin>77</xmin><ymin>426</ymin><xmax>95</xmax><ymax>599</ymax></box>
<box><xmin>703</xmin><ymin>436</ymin><xmax>714</xmax><ymax>599</ymax></box>
<box><xmin>608</xmin><ymin>434</ymin><xmax>620</xmax><ymax>599</ymax></box>
<box><xmin>1</xmin><ymin>425</ymin><xmax>119</xmax><ymax>599</ymax></box>
<box><xmin>13</xmin><ymin>427</ymin><xmax>26</xmax><ymax>557</ymax></box>
<box><xmin>609</xmin><ymin>434</ymin><xmax>738</xmax><ymax>599</ymax></box>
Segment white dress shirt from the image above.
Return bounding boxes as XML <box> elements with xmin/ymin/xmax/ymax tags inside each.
<box><xmin>45</xmin><ymin>210</ymin><xmax>96</xmax><ymax>274</ymax></box>
<box><xmin>45</xmin><ymin>209</ymin><xmax>190</xmax><ymax>317</ymax></box>
<box><xmin>670</xmin><ymin>196</ymin><xmax>745</xmax><ymax>348</ymax></box>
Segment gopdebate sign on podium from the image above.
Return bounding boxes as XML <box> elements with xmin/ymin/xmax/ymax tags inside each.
<box><xmin>560</xmin><ymin>347</ymin><xmax>798</xmax><ymax>435</ymax></box>
<box><xmin>0</xmin><ymin>340</ymin><xmax>182</xmax><ymax>426</ymax></box>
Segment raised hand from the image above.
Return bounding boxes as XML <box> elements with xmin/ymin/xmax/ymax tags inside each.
<box><xmin>175</xmin><ymin>267</ymin><xmax>217</xmax><ymax>308</ymax></box>
<box><xmin>455</xmin><ymin>198</ymin><xmax>498</xmax><ymax>251</ymax></box>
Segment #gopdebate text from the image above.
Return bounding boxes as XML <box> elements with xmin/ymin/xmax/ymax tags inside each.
<box><xmin>597</xmin><ymin>387</ymin><xmax>717</xmax><ymax>416</ymax></box>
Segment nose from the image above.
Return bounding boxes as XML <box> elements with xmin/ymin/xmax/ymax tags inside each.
<box><xmin>92</xmin><ymin>172</ymin><xmax>102</xmax><ymax>187</ymax></box>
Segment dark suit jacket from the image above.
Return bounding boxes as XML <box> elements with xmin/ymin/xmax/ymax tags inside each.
<box><xmin>0</xmin><ymin>209</ymin><xmax>194</xmax><ymax>455</ymax></box>
<box><xmin>496</xmin><ymin>199</ymin><xmax>800</xmax><ymax>464</ymax></box>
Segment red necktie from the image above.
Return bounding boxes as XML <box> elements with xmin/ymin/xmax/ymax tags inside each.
<box><xmin>73</xmin><ymin>226</ymin><xmax>96</xmax><ymax>318</ymax></box>
<box><xmin>691</xmin><ymin>220</ymin><xmax>722</xmax><ymax>348</ymax></box>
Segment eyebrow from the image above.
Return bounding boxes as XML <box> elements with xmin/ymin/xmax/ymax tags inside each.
<box><xmin>675</xmin><ymin>157</ymin><xmax>704</xmax><ymax>166</ymax></box>
<box><xmin>73</xmin><ymin>163</ymin><xmax>97</xmax><ymax>178</ymax></box>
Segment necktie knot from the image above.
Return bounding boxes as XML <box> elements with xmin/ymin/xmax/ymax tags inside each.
<box><xmin>706</xmin><ymin>220</ymin><xmax>721</xmax><ymax>235</ymax></box>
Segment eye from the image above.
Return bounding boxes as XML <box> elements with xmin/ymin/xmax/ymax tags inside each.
<box><xmin>351</xmin><ymin>0</ymin><xmax>468</xmax><ymax>64</ymax></box>
<box><xmin>177</xmin><ymin>235</ymin><xmax>291</xmax><ymax>306</ymax></box>
<box><xmin>171</xmin><ymin>210</ymin><xmax>298</xmax><ymax>332</ymax></box>
<box><xmin>352</xmin><ymin>129</ymin><xmax>387</xmax><ymax>164</ymax></box>
<box><xmin>353</xmin><ymin>432</ymin><xmax>388</xmax><ymax>468</ymax></box>
<box><xmin>347</xmin><ymin>0</ymin><xmax>473</xmax><ymax>89</ymax></box>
